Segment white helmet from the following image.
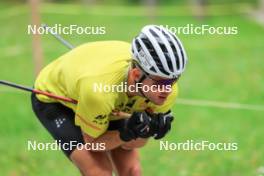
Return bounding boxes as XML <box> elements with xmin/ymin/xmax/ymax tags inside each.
<box><xmin>132</xmin><ymin>25</ymin><xmax>188</xmax><ymax>79</ymax></box>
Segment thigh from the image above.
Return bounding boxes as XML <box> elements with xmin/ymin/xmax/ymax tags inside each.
<box><xmin>70</xmin><ymin>148</ymin><xmax>113</xmax><ymax>176</ymax></box>
<box><xmin>31</xmin><ymin>93</ymin><xmax>84</xmax><ymax>157</ymax></box>
<box><xmin>110</xmin><ymin>147</ymin><xmax>142</xmax><ymax>176</ymax></box>
<box><xmin>121</xmin><ymin>138</ymin><xmax>148</xmax><ymax>150</ymax></box>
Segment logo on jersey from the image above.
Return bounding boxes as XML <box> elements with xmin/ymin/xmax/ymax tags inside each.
<box><xmin>92</xmin><ymin>115</ymin><xmax>108</xmax><ymax>125</ymax></box>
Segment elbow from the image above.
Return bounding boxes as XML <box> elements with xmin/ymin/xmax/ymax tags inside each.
<box><xmin>121</xmin><ymin>138</ymin><xmax>149</xmax><ymax>150</ymax></box>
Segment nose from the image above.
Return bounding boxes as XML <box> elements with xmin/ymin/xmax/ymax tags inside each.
<box><xmin>159</xmin><ymin>85</ymin><xmax>172</xmax><ymax>95</ymax></box>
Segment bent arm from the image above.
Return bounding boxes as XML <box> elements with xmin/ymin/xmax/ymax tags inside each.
<box><xmin>81</xmin><ymin>111</ymin><xmax>151</xmax><ymax>151</ymax></box>
<box><xmin>121</xmin><ymin>138</ymin><xmax>148</xmax><ymax>150</ymax></box>
<box><xmin>82</xmin><ymin>131</ymin><xmax>125</xmax><ymax>151</ymax></box>
<box><xmin>83</xmin><ymin>131</ymin><xmax>149</xmax><ymax>151</ymax></box>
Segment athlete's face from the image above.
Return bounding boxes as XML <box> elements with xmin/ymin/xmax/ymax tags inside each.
<box><xmin>129</xmin><ymin>68</ymin><xmax>177</xmax><ymax>105</ymax></box>
<box><xmin>141</xmin><ymin>74</ymin><xmax>175</xmax><ymax>105</ymax></box>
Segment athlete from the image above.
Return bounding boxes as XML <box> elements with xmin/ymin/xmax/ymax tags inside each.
<box><xmin>31</xmin><ymin>25</ymin><xmax>188</xmax><ymax>176</ymax></box>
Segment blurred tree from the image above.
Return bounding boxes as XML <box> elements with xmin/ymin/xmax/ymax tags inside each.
<box><xmin>260</xmin><ymin>0</ymin><xmax>264</xmax><ymax>12</ymax></box>
<box><xmin>28</xmin><ymin>0</ymin><xmax>44</xmax><ymax>76</ymax></box>
<box><xmin>254</xmin><ymin>0</ymin><xmax>264</xmax><ymax>24</ymax></box>
<box><xmin>0</xmin><ymin>0</ymin><xmax>260</xmax><ymax>5</ymax></box>
<box><xmin>190</xmin><ymin>0</ymin><xmax>207</xmax><ymax>21</ymax></box>
<box><xmin>81</xmin><ymin>0</ymin><xmax>96</xmax><ymax>6</ymax></box>
<box><xmin>143</xmin><ymin>0</ymin><xmax>157</xmax><ymax>22</ymax></box>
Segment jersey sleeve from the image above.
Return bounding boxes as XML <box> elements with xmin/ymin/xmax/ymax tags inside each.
<box><xmin>74</xmin><ymin>79</ymin><xmax>113</xmax><ymax>138</ymax></box>
<box><xmin>150</xmin><ymin>84</ymin><xmax>179</xmax><ymax>113</ymax></box>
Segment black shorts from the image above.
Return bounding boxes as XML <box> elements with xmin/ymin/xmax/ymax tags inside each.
<box><xmin>31</xmin><ymin>93</ymin><xmax>123</xmax><ymax>157</ymax></box>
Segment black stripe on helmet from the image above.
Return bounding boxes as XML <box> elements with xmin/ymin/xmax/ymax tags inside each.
<box><xmin>148</xmin><ymin>29</ymin><xmax>171</xmax><ymax>75</ymax></box>
<box><xmin>169</xmin><ymin>33</ymin><xmax>185</xmax><ymax>70</ymax></box>
<box><xmin>161</xmin><ymin>30</ymin><xmax>180</xmax><ymax>71</ymax></box>
<box><xmin>149</xmin><ymin>29</ymin><xmax>174</xmax><ymax>72</ymax></box>
<box><xmin>135</xmin><ymin>38</ymin><xmax>141</xmax><ymax>50</ymax></box>
<box><xmin>141</xmin><ymin>37</ymin><xmax>169</xmax><ymax>76</ymax></box>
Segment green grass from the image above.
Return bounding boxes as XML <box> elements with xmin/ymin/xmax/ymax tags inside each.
<box><xmin>0</xmin><ymin>3</ymin><xmax>263</xmax><ymax>176</ymax></box>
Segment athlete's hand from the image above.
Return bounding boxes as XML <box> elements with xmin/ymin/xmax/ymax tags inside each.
<box><xmin>111</xmin><ymin>110</ymin><xmax>131</xmax><ymax>119</ymax></box>
<box><xmin>149</xmin><ymin>112</ymin><xmax>174</xmax><ymax>140</ymax></box>
<box><xmin>118</xmin><ymin>111</ymin><xmax>152</xmax><ymax>142</ymax></box>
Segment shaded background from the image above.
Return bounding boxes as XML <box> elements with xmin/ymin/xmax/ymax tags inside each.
<box><xmin>0</xmin><ymin>0</ymin><xmax>264</xmax><ymax>175</ymax></box>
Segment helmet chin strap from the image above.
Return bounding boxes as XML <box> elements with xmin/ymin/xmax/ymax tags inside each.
<box><xmin>132</xmin><ymin>62</ymin><xmax>151</xmax><ymax>100</ymax></box>
<box><xmin>135</xmin><ymin>73</ymin><xmax>149</xmax><ymax>100</ymax></box>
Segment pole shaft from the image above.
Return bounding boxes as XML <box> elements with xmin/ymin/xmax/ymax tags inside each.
<box><xmin>0</xmin><ymin>80</ymin><xmax>33</xmax><ymax>92</ymax></box>
<box><xmin>42</xmin><ymin>24</ymin><xmax>75</xmax><ymax>49</ymax></box>
<box><xmin>0</xmin><ymin>80</ymin><xmax>77</xmax><ymax>104</ymax></box>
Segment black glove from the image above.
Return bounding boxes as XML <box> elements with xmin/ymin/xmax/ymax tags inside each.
<box><xmin>150</xmin><ymin>112</ymin><xmax>174</xmax><ymax>140</ymax></box>
<box><xmin>118</xmin><ymin>111</ymin><xmax>152</xmax><ymax>142</ymax></box>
